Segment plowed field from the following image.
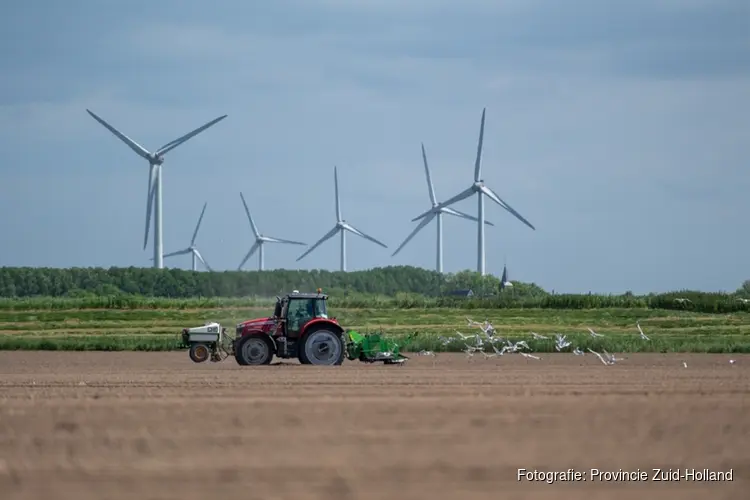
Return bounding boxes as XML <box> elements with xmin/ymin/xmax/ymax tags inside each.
<box><xmin>1</xmin><ymin>352</ymin><xmax>748</xmax><ymax>499</ymax></box>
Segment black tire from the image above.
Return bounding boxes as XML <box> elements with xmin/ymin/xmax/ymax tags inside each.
<box><xmin>298</xmin><ymin>344</ymin><xmax>311</xmax><ymax>365</ymax></box>
<box><xmin>234</xmin><ymin>335</ymin><xmax>274</xmax><ymax>366</ymax></box>
<box><xmin>189</xmin><ymin>343</ymin><xmax>210</xmax><ymax>363</ymax></box>
<box><xmin>301</xmin><ymin>326</ymin><xmax>345</xmax><ymax>366</ymax></box>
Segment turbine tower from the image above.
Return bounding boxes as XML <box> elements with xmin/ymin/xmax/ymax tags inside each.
<box><xmin>297</xmin><ymin>166</ymin><xmax>388</xmax><ymax>271</ymax></box>
<box><xmin>86</xmin><ymin>109</ymin><xmax>227</xmax><ymax>269</ymax></box>
<box><xmin>158</xmin><ymin>202</ymin><xmax>212</xmax><ymax>271</ymax></box>
<box><xmin>411</xmin><ymin>108</ymin><xmax>535</xmax><ymax>276</ymax></box>
<box><xmin>391</xmin><ymin>143</ymin><xmax>495</xmax><ymax>273</ymax></box>
<box><xmin>238</xmin><ymin>192</ymin><xmax>307</xmax><ymax>271</ymax></box>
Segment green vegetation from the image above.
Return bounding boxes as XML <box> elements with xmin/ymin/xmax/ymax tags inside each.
<box><xmin>2</xmin><ymin>265</ymin><xmax>750</xmax><ymax>353</ymax></box>
<box><xmin>1</xmin><ymin>304</ymin><xmax>749</xmax><ymax>353</ymax></box>
<box><xmin>2</xmin><ymin>265</ymin><xmax>750</xmax><ymax>314</ymax></box>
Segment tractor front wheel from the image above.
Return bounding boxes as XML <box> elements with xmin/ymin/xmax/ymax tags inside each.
<box><xmin>301</xmin><ymin>327</ymin><xmax>345</xmax><ymax>366</ymax></box>
<box><xmin>234</xmin><ymin>335</ymin><xmax>274</xmax><ymax>366</ymax></box>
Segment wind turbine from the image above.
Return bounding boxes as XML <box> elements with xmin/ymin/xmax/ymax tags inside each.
<box><xmin>411</xmin><ymin>108</ymin><xmax>535</xmax><ymax>275</ymax></box>
<box><xmin>296</xmin><ymin>166</ymin><xmax>388</xmax><ymax>271</ymax></box>
<box><xmin>238</xmin><ymin>192</ymin><xmax>307</xmax><ymax>271</ymax></box>
<box><xmin>157</xmin><ymin>202</ymin><xmax>212</xmax><ymax>271</ymax></box>
<box><xmin>86</xmin><ymin>109</ymin><xmax>227</xmax><ymax>269</ymax></box>
<box><xmin>391</xmin><ymin>143</ymin><xmax>495</xmax><ymax>273</ymax></box>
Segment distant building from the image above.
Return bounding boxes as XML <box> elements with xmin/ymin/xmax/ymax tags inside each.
<box><xmin>500</xmin><ymin>264</ymin><xmax>512</xmax><ymax>290</ymax></box>
<box><xmin>447</xmin><ymin>289</ymin><xmax>474</xmax><ymax>297</ymax></box>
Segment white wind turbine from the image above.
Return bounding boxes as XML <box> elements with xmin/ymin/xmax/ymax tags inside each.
<box><xmin>86</xmin><ymin>109</ymin><xmax>227</xmax><ymax>269</ymax></box>
<box><xmin>238</xmin><ymin>192</ymin><xmax>307</xmax><ymax>271</ymax></box>
<box><xmin>296</xmin><ymin>166</ymin><xmax>388</xmax><ymax>271</ymax></box>
<box><xmin>157</xmin><ymin>202</ymin><xmax>212</xmax><ymax>271</ymax></box>
<box><xmin>391</xmin><ymin>143</ymin><xmax>495</xmax><ymax>273</ymax></box>
<box><xmin>411</xmin><ymin>108</ymin><xmax>535</xmax><ymax>275</ymax></box>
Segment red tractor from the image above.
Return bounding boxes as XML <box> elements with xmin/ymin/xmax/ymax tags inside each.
<box><xmin>233</xmin><ymin>290</ymin><xmax>346</xmax><ymax>366</ymax></box>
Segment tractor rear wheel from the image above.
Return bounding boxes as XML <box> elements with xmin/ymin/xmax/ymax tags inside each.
<box><xmin>301</xmin><ymin>327</ymin><xmax>345</xmax><ymax>366</ymax></box>
<box><xmin>234</xmin><ymin>335</ymin><xmax>274</xmax><ymax>366</ymax></box>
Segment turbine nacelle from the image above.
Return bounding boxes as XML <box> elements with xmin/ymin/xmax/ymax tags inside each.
<box><xmin>149</xmin><ymin>154</ymin><xmax>165</xmax><ymax>166</ymax></box>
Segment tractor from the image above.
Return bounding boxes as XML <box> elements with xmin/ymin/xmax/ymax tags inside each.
<box><xmin>233</xmin><ymin>289</ymin><xmax>346</xmax><ymax>366</ymax></box>
<box><xmin>180</xmin><ymin>289</ymin><xmax>412</xmax><ymax>366</ymax></box>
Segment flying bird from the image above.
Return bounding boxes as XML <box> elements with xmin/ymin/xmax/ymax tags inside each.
<box><xmin>554</xmin><ymin>334</ymin><xmax>572</xmax><ymax>351</ymax></box>
<box><xmin>587</xmin><ymin>348</ymin><xmax>611</xmax><ymax>365</ymax></box>
<box><xmin>587</xmin><ymin>327</ymin><xmax>605</xmax><ymax>338</ymax></box>
<box><xmin>636</xmin><ymin>322</ymin><xmax>650</xmax><ymax>341</ymax></box>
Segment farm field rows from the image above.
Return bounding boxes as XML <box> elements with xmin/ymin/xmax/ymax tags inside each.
<box><xmin>0</xmin><ymin>351</ymin><xmax>747</xmax><ymax>500</ymax></box>
<box><xmin>1</xmin><ymin>305</ymin><xmax>750</xmax><ymax>353</ymax></box>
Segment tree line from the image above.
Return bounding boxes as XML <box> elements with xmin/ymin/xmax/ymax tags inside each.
<box><xmin>0</xmin><ymin>266</ymin><xmax>544</xmax><ymax>298</ymax></box>
<box><xmin>0</xmin><ymin>266</ymin><xmax>749</xmax><ymax>314</ymax></box>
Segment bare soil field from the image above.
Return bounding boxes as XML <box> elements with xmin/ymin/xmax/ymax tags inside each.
<box><xmin>0</xmin><ymin>352</ymin><xmax>748</xmax><ymax>500</ymax></box>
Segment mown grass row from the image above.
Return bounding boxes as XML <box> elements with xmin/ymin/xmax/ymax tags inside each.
<box><xmin>2</xmin><ymin>308</ymin><xmax>749</xmax><ymax>336</ymax></box>
<box><xmin>1</xmin><ymin>332</ymin><xmax>747</xmax><ymax>354</ymax></box>
<box><xmin>2</xmin><ymin>291</ymin><xmax>750</xmax><ymax>314</ymax></box>
<box><xmin>1</xmin><ymin>305</ymin><xmax>747</xmax><ymax>326</ymax></box>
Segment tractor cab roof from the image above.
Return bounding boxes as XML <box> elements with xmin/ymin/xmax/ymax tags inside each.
<box><xmin>283</xmin><ymin>292</ymin><xmax>328</xmax><ymax>300</ymax></box>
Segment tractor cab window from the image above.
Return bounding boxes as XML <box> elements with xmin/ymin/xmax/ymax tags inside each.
<box><xmin>286</xmin><ymin>299</ymin><xmax>313</xmax><ymax>333</ymax></box>
<box><xmin>313</xmin><ymin>299</ymin><xmax>328</xmax><ymax>318</ymax></box>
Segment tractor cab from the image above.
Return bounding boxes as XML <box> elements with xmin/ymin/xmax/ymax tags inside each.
<box><xmin>274</xmin><ymin>290</ymin><xmax>330</xmax><ymax>339</ymax></box>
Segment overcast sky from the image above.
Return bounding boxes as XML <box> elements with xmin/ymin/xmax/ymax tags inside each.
<box><xmin>1</xmin><ymin>0</ymin><xmax>748</xmax><ymax>294</ymax></box>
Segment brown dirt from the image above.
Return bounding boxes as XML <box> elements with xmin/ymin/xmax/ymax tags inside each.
<box><xmin>0</xmin><ymin>352</ymin><xmax>748</xmax><ymax>500</ymax></box>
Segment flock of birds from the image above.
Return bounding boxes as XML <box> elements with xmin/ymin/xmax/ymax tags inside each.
<box><xmin>414</xmin><ymin>317</ymin><xmax>655</xmax><ymax>366</ymax></box>
<box><xmin>411</xmin><ymin>318</ymin><xmax>739</xmax><ymax>368</ymax></box>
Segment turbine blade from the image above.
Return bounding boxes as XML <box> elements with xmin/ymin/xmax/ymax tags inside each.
<box><xmin>238</xmin><ymin>242</ymin><xmax>260</xmax><ymax>270</ymax></box>
<box><xmin>438</xmin><ymin>186</ymin><xmax>476</xmax><ymax>211</ymax></box>
<box><xmin>296</xmin><ymin>226</ymin><xmax>339</xmax><ymax>262</ymax></box>
<box><xmin>193</xmin><ymin>249</ymin><xmax>212</xmax><ymax>271</ymax></box>
<box><xmin>265</xmin><ymin>237</ymin><xmax>307</xmax><ymax>245</ymax></box>
<box><xmin>190</xmin><ymin>202</ymin><xmax>207</xmax><ymax>246</ymax></box>
<box><xmin>442</xmin><ymin>206</ymin><xmax>495</xmax><ymax>226</ymax></box>
<box><xmin>474</xmin><ymin>108</ymin><xmax>486</xmax><ymax>182</ymax></box>
<box><xmin>410</xmin><ymin>207</ymin><xmax>436</xmax><ymax>222</ymax></box>
<box><xmin>391</xmin><ymin>213</ymin><xmax>435</xmax><ymax>257</ymax></box>
<box><xmin>86</xmin><ymin>109</ymin><xmax>152</xmax><ymax>160</ymax></box>
<box><xmin>155</xmin><ymin>114</ymin><xmax>228</xmax><ymax>155</ymax></box>
<box><xmin>239</xmin><ymin>192</ymin><xmax>261</xmax><ymax>238</ymax></box>
<box><xmin>421</xmin><ymin>143</ymin><xmax>437</xmax><ymax>205</ymax></box>
<box><xmin>342</xmin><ymin>222</ymin><xmax>388</xmax><ymax>248</ymax></box>
<box><xmin>334</xmin><ymin>166</ymin><xmax>341</xmax><ymax>221</ymax></box>
<box><xmin>163</xmin><ymin>248</ymin><xmax>191</xmax><ymax>258</ymax></box>
<box><xmin>143</xmin><ymin>164</ymin><xmax>156</xmax><ymax>250</ymax></box>
<box><xmin>481</xmin><ymin>185</ymin><xmax>536</xmax><ymax>230</ymax></box>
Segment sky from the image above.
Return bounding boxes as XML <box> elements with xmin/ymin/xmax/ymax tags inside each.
<box><xmin>0</xmin><ymin>0</ymin><xmax>749</xmax><ymax>294</ymax></box>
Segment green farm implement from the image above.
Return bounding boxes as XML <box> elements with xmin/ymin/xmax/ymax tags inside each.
<box><xmin>345</xmin><ymin>330</ymin><xmax>417</xmax><ymax>365</ymax></box>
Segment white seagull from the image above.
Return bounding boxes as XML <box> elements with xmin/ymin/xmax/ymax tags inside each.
<box><xmin>587</xmin><ymin>327</ymin><xmax>605</xmax><ymax>338</ymax></box>
<box><xmin>636</xmin><ymin>322</ymin><xmax>650</xmax><ymax>341</ymax></box>
<box><xmin>587</xmin><ymin>348</ymin><xmax>612</xmax><ymax>365</ymax></box>
<box><xmin>554</xmin><ymin>334</ymin><xmax>572</xmax><ymax>351</ymax></box>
